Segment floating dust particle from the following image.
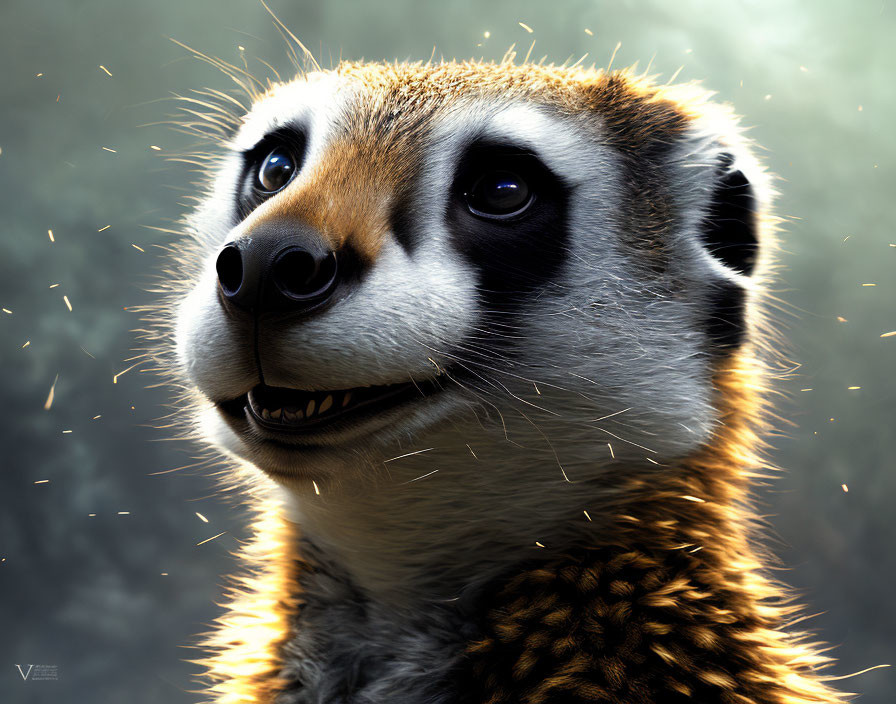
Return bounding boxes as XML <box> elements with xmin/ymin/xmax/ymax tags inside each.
<box><xmin>889</xmin><ymin>244</ymin><xmax>896</xmax><ymax>248</ymax></box>
<box><xmin>161</xmin><ymin>572</ymin><xmax>168</xmax><ymax>576</ymax></box>
<box><xmin>764</xmin><ymin>94</ymin><xmax>772</xmax><ymax>100</ymax></box>
<box><xmin>843</xmin><ymin>235</ymin><xmax>851</xmax><ymax>242</ymax></box>
<box><xmin>97</xmin><ymin>225</ymin><xmax>110</xmax><ymax>232</ymax></box>
<box><xmin>22</xmin><ymin>341</ymin><xmax>30</xmax><ymax>348</ymax></box>
<box><xmin>842</xmin><ymin>484</ymin><xmax>849</xmax><ymax>492</ymax></box>
<box><xmin>36</xmin><ymin>72</ymin><xmax>43</xmax><ymax>77</ymax></box>
<box><xmin>2</xmin><ymin>308</ymin><xmax>11</xmax><ymax>314</ymax></box>
<box><xmin>118</xmin><ymin>511</ymin><xmax>130</xmax><ymax>515</ymax></box>
<box><xmin>837</xmin><ymin>316</ymin><xmax>848</xmax><ymax>322</ymax></box>
<box><xmin>44</xmin><ymin>374</ymin><xmax>59</xmax><ymax>410</ymax></box>
<box><xmin>132</xmin><ymin>244</ymin><xmax>144</xmax><ymax>252</ymax></box>
<box><xmin>829</xmin><ymin>418</ymin><xmax>835</xmax><ymax>422</ymax></box>
<box><xmin>858</xmin><ymin>105</ymin><xmax>863</xmax><ymax>111</ymax></box>
<box><xmin>92</xmin><ymin>415</ymin><xmax>101</xmax><ymax>420</ymax></box>
<box><xmin>34</xmin><ymin>479</ymin><xmax>49</xmax><ymax>484</ymax></box>
<box><xmin>49</xmin><ymin>283</ymin><xmax>59</xmax><ymax>288</ymax></box>
<box><xmin>535</xmin><ymin>541</ymin><xmax>545</xmax><ymax>548</ymax></box>
<box><xmin>684</xmin><ymin>48</ymin><xmax>693</xmax><ymax>54</ymax></box>
<box><xmin>848</xmin><ymin>386</ymin><xmax>861</xmax><ymax>390</ymax></box>
<box><xmin>238</xmin><ymin>45</ymin><xmax>245</xmax><ymax>51</ymax></box>
<box><xmin>63</xmin><ymin>295</ymin><xmax>72</xmax><ymax>311</ymax></box>
<box><xmin>862</xmin><ymin>283</ymin><xmax>876</xmax><ymax>287</ymax></box>
<box><xmin>99</xmin><ymin>65</ymin><xmax>112</xmax><ymax>76</ymax></box>
<box><xmin>102</xmin><ymin>146</ymin><xmax>116</xmax><ymax>153</ymax></box>
<box><xmin>88</xmin><ymin>513</ymin><xmax>96</xmax><ymax>517</ymax></box>
<box><xmin>518</xmin><ymin>22</ymin><xmax>533</xmax><ymax>33</ymax></box>
<box><xmin>801</xmin><ymin>388</ymin><xmax>813</xmax><ymax>392</ymax></box>
<box><xmin>56</xmin><ymin>95</ymin><xmax>60</xmax><ymax>102</ymax></box>
<box><xmin>583</xmin><ymin>510</ymin><xmax>592</xmax><ymax>521</ymax></box>
<box><xmin>150</xmin><ymin>145</ymin><xmax>161</xmax><ymax>151</ymax></box>
<box><xmin>195</xmin><ymin>512</ymin><xmax>209</xmax><ymax>523</ymax></box>
<box><xmin>48</xmin><ymin>229</ymin><xmax>54</xmax><ymax>242</ymax></box>
<box><xmin>62</xmin><ymin>430</ymin><xmax>72</xmax><ymax>434</ymax></box>
<box><xmin>680</xmin><ymin>495</ymin><xmax>706</xmax><ymax>503</ymax></box>
<box><xmin>483</xmin><ymin>31</ymin><xmax>490</xmax><ymax>38</ymax></box>
<box><xmin>800</xmin><ymin>65</ymin><xmax>809</xmax><ymax>72</ymax></box>
<box><xmin>607</xmin><ymin>443</ymin><xmax>615</xmax><ymax>458</ymax></box>
<box><xmin>312</xmin><ymin>481</ymin><xmax>320</xmax><ymax>495</ymax></box>
<box><xmin>880</xmin><ymin>331</ymin><xmax>896</xmax><ymax>338</ymax></box>
<box><xmin>584</xmin><ymin>28</ymin><xmax>593</xmax><ymax>36</ymax></box>
<box><xmin>196</xmin><ymin>531</ymin><xmax>227</xmax><ymax>546</ymax></box>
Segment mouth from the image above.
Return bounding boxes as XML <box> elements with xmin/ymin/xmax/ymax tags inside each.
<box><xmin>218</xmin><ymin>376</ymin><xmax>445</xmax><ymax>438</ymax></box>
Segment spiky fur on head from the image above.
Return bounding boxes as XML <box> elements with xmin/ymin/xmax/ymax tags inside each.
<box><xmin>140</xmin><ymin>48</ymin><xmax>850</xmax><ymax>704</ymax></box>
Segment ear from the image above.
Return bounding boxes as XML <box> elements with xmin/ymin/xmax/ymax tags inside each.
<box><xmin>699</xmin><ymin>152</ymin><xmax>759</xmax><ymax>276</ymax></box>
<box><xmin>698</xmin><ymin>152</ymin><xmax>761</xmax><ymax>351</ymax></box>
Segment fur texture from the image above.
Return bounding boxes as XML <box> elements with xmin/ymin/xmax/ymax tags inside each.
<box><xmin>148</xmin><ymin>55</ymin><xmax>850</xmax><ymax>703</ymax></box>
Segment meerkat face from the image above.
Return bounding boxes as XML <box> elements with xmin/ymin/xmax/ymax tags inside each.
<box><xmin>174</xmin><ymin>62</ymin><xmax>766</xmax><ymax>483</ymax></box>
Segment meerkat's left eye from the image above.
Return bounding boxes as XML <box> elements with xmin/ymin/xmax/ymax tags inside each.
<box><xmin>256</xmin><ymin>147</ymin><xmax>296</xmax><ymax>193</ymax></box>
<box><xmin>465</xmin><ymin>170</ymin><xmax>533</xmax><ymax>219</ymax></box>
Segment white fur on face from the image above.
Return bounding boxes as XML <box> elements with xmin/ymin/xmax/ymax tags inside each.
<box><xmin>175</xmin><ymin>74</ymin><xmax>757</xmax><ymax>602</ymax></box>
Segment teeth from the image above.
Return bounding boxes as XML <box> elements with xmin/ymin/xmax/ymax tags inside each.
<box><xmin>319</xmin><ymin>395</ymin><xmax>333</xmax><ymax>413</ymax></box>
<box><xmin>270</xmin><ymin>408</ymin><xmax>282</xmax><ymax>420</ymax></box>
<box><xmin>306</xmin><ymin>399</ymin><xmax>316</xmax><ymax>417</ymax></box>
<box><xmin>342</xmin><ymin>392</ymin><xmax>352</xmax><ymax>407</ymax></box>
<box><xmin>261</xmin><ymin>409</ymin><xmax>271</xmax><ymax>420</ymax></box>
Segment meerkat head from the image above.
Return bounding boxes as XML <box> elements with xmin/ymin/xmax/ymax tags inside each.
<box><xmin>173</xmin><ymin>61</ymin><xmax>768</xmax><ymax>497</ymax></box>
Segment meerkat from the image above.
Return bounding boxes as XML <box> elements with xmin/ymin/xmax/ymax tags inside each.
<box><xmin>158</xmin><ymin>54</ymin><xmax>849</xmax><ymax>703</ymax></box>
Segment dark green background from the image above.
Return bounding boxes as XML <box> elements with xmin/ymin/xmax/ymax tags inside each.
<box><xmin>1</xmin><ymin>1</ymin><xmax>893</xmax><ymax>701</ymax></box>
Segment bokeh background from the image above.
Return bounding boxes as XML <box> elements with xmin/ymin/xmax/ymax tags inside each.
<box><xmin>1</xmin><ymin>0</ymin><xmax>893</xmax><ymax>701</ymax></box>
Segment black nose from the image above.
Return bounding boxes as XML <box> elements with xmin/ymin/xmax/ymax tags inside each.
<box><xmin>216</xmin><ymin>220</ymin><xmax>341</xmax><ymax>315</ymax></box>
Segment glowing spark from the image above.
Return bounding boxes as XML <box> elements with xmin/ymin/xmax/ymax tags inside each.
<box><xmin>829</xmin><ymin>418</ymin><xmax>835</xmax><ymax>422</ymax></box>
<box><xmin>535</xmin><ymin>541</ymin><xmax>545</xmax><ymax>548</ymax></box>
<box><xmin>99</xmin><ymin>65</ymin><xmax>112</xmax><ymax>76</ymax></box>
<box><xmin>801</xmin><ymin>388</ymin><xmax>813</xmax><ymax>392</ymax></box>
<box><xmin>680</xmin><ymin>495</ymin><xmax>706</xmax><ymax>503</ymax></box>
<box><xmin>312</xmin><ymin>481</ymin><xmax>320</xmax><ymax>495</ymax></box>
<box><xmin>483</xmin><ymin>31</ymin><xmax>490</xmax><ymax>38</ymax></box>
<box><xmin>92</xmin><ymin>415</ymin><xmax>101</xmax><ymax>420</ymax></box>
<box><xmin>36</xmin><ymin>72</ymin><xmax>43</xmax><ymax>77</ymax></box>
<box><xmin>44</xmin><ymin>374</ymin><xmax>59</xmax><ymax>410</ymax></box>
<box><xmin>880</xmin><ymin>331</ymin><xmax>896</xmax><ymax>338</ymax></box>
<box><xmin>97</xmin><ymin>225</ymin><xmax>110</xmax><ymax>232</ymax></box>
<box><xmin>112</xmin><ymin>361</ymin><xmax>143</xmax><ymax>384</ymax></box>
<box><xmin>862</xmin><ymin>283</ymin><xmax>876</xmax><ymax>287</ymax></box>
<box><xmin>196</xmin><ymin>531</ymin><xmax>227</xmax><ymax>546</ymax></box>
<box><xmin>62</xmin><ymin>430</ymin><xmax>72</xmax><ymax>434</ymax></box>
<box><xmin>63</xmin><ymin>295</ymin><xmax>72</xmax><ymax>311</ymax></box>
<box><xmin>584</xmin><ymin>28</ymin><xmax>593</xmax><ymax>36</ymax></box>
<box><xmin>518</xmin><ymin>22</ymin><xmax>533</xmax><ymax>33</ymax></box>
<box><xmin>118</xmin><ymin>511</ymin><xmax>130</xmax><ymax>515</ymax></box>
<box><xmin>2</xmin><ymin>308</ymin><xmax>11</xmax><ymax>314</ymax></box>
<box><xmin>132</xmin><ymin>244</ymin><xmax>145</xmax><ymax>252</ymax></box>
<box><xmin>34</xmin><ymin>479</ymin><xmax>49</xmax><ymax>484</ymax></box>
<box><xmin>837</xmin><ymin>316</ymin><xmax>848</xmax><ymax>322</ymax></box>
<box><xmin>841</xmin><ymin>484</ymin><xmax>849</xmax><ymax>493</ymax></box>
<box><xmin>150</xmin><ymin>145</ymin><xmax>161</xmax><ymax>151</ymax></box>
<box><xmin>88</xmin><ymin>513</ymin><xmax>96</xmax><ymax>517</ymax></box>
<box><xmin>607</xmin><ymin>443</ymin><xmax>615</xmax><ymax>458</ymax></box>
<box><xmin>47</xmin><ymin>229</ymin><xmax>54</xmax><ymax>242</ymax></box>
<box><xmin>238</xmin><ymin>45</ymin><xmax>245</xmax><ymax>51</ymax></box>
<box><xmin>848</xmin><ymin>386</ymin><xmax>861</xmax><ymax>390</ymax></box>
<box><xmin>49</xmin><ymin>283</ymin><xmax>59</xmax><ymax>288</ymax></box>
<box><xmin>195</xmin><ymin>512</ymin><xmax>209</xmax><ymax>523</ymax></box>
<box><xmin>161</xmin><ymin>572</ymin><xmax>169</xmax><ymax>576</ymax></box>
<box><xmin>583</xmin><ymin>510</ymin><xmax>592</xmax><ymax>521</ymax></box>
<box><xmin>22</xmin><ymin>341</ymin><xmax>30</xmax><ymax>348</ymax></box>
<box><xmin>383</xmin><ymin>447</ymin><xmax>434</xmax><ymax>463</ymax></box>
<box><xmin>101</xmin><ymin>146</ymin><xmax>116</xmax><ymax>153</ymax></box>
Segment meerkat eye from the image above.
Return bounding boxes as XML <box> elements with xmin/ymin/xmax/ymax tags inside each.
<box><xmin>256</xmin><ymin>147</ymin><xmax>297</xmax><ymax>193</ymax></box>
<box><xmin>465</xmin><ymin>170</ymin><xmax>533</xmax><ymax>219</ymax></box>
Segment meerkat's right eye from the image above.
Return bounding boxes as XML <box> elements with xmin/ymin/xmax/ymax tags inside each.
<box><xmin>256</xmin><ymin>147</ymin><xmax>296</xmax><ymax>193</ymax></box>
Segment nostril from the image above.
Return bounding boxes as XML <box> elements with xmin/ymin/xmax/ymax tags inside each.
<box><xmin>272</xmin><ymin>249</ymin><xmax>338</xmax><ymax>300</ymax></box>
<box><xmin>216</xmin><ymin>244</ymin><xmax>244</xmax><ymax>297</ymax></box>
